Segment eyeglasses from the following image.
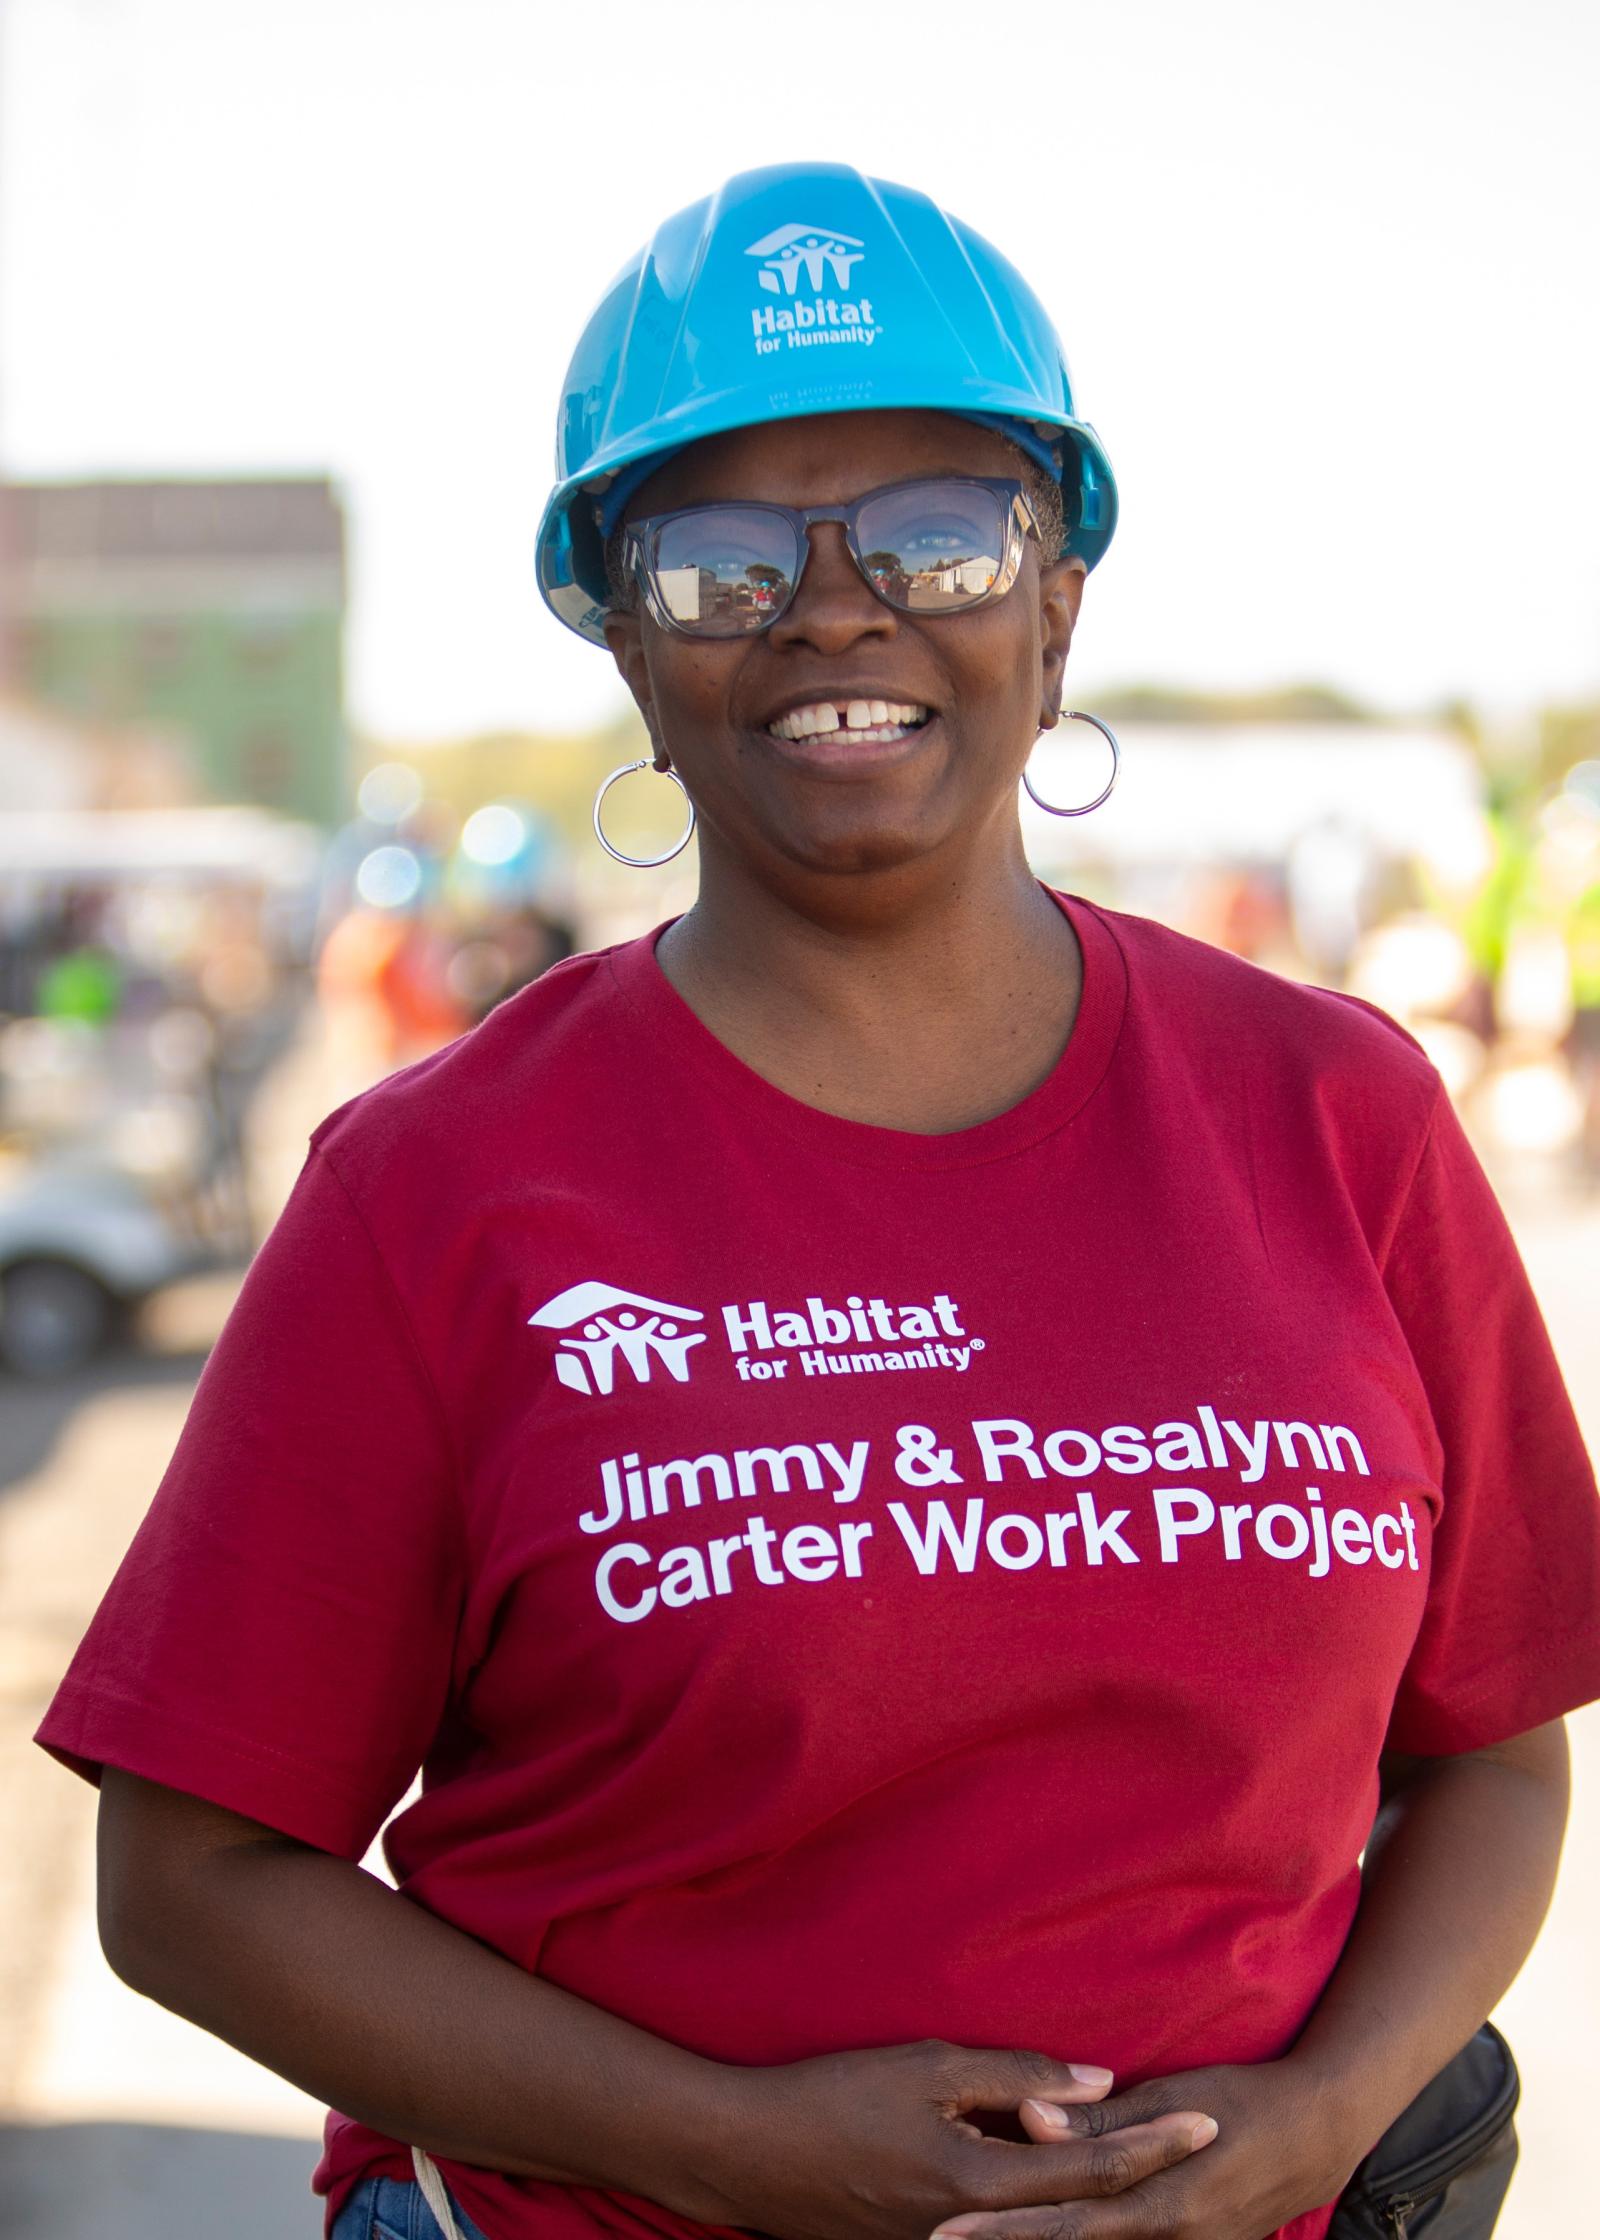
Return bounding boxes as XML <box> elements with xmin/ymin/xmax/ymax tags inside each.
<box><xmin>620</xmin><ymin>475</ymin><xmax>1040</xmax><ymax>639</ymax></box>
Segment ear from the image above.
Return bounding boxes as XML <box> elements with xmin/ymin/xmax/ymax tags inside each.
<box><xmin>602</xmin><ymin>609</ymin><xmax>673</xmax><ymax>773</ymax></box>
<box><xmin>1036</xmin><ymin>557</ymin><xmax>1087</xmax><ymax>730</ymax></box>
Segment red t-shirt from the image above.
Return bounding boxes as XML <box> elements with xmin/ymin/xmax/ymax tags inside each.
<box><xmin>38</xmin><ymin>895</ymin><xmax>1600</xmax><ymax>2240</ymax></box>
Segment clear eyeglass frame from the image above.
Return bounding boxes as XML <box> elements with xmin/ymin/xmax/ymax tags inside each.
<box><xmin>620</xmin><ymin>475</ymin><xmax>1042</xmax><ymax>639</ymax></box>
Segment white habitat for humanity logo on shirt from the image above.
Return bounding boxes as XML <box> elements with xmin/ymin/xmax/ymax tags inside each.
<box><xmin>745</xmin><ymin>222</ymin><xmax>880</xmax><ymax>355</ymax></box>
<box><xmin>529</xmin><ymin>1281</ymin><xmax>705</xmax><ymax>1397</ymax></box>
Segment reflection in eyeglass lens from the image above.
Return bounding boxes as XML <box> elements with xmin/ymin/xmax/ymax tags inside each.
<box><xmin>859</xmin><ymin>484</ymin><xmax>1004</xmax><ymax>611</ymax></box>
<box><xmin>654</xmin><ymin>508</ymin><xmax>800</xmax><ymax>631</ymax></box>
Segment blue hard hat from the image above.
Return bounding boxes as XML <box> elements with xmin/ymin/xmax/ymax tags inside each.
<box><xmin>536</xmin><ymin>163</ymin><xmax>1118</xmax><ymax>645</ymax></box>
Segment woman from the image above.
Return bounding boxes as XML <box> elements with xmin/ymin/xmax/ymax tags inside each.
<box><xmin>37</xmin><ymin>164</ymin><xmax>1600</xmax><ymax>2240</ymax></box>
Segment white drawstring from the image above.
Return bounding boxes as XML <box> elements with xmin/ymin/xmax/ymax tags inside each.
<box><xmin>412</xmin><ymin>2146</ymin><xmax>467</xmax><ymax>2240</ymax></box>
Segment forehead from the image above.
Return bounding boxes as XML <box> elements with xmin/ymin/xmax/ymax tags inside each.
<box><xmin>628</xmin><ymin>409</ymin><xmax>1019</xmax><ymax>518</ymax></box>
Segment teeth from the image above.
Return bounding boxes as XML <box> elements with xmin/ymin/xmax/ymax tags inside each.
<box><xmin>768</xmin><ymin>699</ymin><xmax>929</xmax><ymax>740</ymax></box>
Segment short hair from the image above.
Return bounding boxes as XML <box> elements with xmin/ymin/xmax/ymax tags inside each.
<box><xmin>602</xmin><ymin>437</ymin><xmax>1074</xmax><ymax>612</ymax></box>
<box><xmin>603</xmin><ymin>512</ymin><xmax>637</xmax><ymax>610</ymax></box>
<box><xmin>1015</xmin><ymin>444</ymin><xmax>1067</xmax><ymax>567</ymax></box>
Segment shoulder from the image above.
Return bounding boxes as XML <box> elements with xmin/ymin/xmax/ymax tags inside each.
<box><xmin>1080</xmin><ymin>897</ymin><xmax>1445</xmax><ymax>1149</ymax></box>
<box><xmin>308</xmin><ymin>939</ymin><xmax>634</xmax><ymax>1199</ymax></box>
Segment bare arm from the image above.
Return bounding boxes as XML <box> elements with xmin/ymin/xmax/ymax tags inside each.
<box><xmin>95</xmin><ymin>1767</ymin><xmax>1212</xmax><ymax>2238</ymax></box>
<box><xmin>1294</xmin><ymin>1715</ymin><xmax>1570</xmax><ymax>2123</ymax></box>
<box><xmin>95</xmin><ymin>1767</ymin><xmax>720</xmax><ymax>2203</ymax></box>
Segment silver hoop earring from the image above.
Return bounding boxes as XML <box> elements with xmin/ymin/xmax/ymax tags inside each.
<box><xmin>592</xmin><ymin>759</ymin><xmax>697</xmax><ymax>867</ymax></box>
<box><xmin>1021</xmin><ymin>710</ymin><xmax>1121</xmax><ymax>818</ymax></box>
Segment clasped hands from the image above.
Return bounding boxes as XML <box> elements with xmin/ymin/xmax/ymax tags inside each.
<box><xmin>690</xmin><ymin>2038</ymin><xmax>1365</xmax><ymax>2240</ymax></box>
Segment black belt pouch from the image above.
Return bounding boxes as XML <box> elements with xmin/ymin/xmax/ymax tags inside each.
<box><xmin>1327</xmin><ymin>2022</ymin><xmax>1520</xmax><ymax>2239</ymax></box>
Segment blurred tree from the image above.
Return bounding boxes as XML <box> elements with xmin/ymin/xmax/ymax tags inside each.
<box><xmin>1538</xmin><ymin>701</ymin><xmax>1600</xmax><ymax>792</ymax></box>
<box><xmin>1094</xmin><ymin>682</ymin><xmax>1377</xmax><ymax>726</ymax></box>
<box><xmin>1434</xmin><ymin>698</ymin><xmax>1484</xmax><ymax>749</ymax></box>
<box><xmin>353</xmin><ymin>708</ymin><xmax>651</xmax><ymax>856</ymax></box>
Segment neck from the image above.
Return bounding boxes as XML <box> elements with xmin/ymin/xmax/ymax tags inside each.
<box><xmin>655</xmin><ymin>820</ymin><xmax>1082</xmax><ymax>1133</ymax></box>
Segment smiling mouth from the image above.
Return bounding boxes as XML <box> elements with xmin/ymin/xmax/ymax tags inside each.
<box><xmin>766</xmin><ymin>698</ymin><xmax>931</xmax><ymax>748</ymax></box>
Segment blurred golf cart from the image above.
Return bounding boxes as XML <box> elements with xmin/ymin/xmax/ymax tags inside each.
<box><xmin>0</xmin><ymin>808</ymin><xmax>322</xmax><ymax>1376</ymax></box>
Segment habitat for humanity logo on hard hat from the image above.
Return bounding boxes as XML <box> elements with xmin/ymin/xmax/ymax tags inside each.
<box><xmin>745</xmin><ymin>222</ymin><xmax>882</xmax><ymax>358</ymax></box>
<box><xmin>529</xmin><ymin>1282</ymin><xmax>706</xmax><ymax>1397</ymax></box>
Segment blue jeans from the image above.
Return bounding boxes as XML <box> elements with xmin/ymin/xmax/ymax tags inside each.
<box><xmin>330</xmin><ymin>2174</ymin><xmax>492</xmax><ymax>2240</ymax></box>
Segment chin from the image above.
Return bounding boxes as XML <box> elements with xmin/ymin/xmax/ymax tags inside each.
<box><xmin>765</xmin><ymin>803</ymin><xmax>962</xmax><ymax>880</ymax></box>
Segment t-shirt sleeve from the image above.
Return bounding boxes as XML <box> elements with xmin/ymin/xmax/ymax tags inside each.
<box><xmin>34</xmin><ymin>1143</ymin><xmax>464</xmax><ymax>1858</ymax></box>
<box><xmin>1382</xmin><ymin>1088</ymin><xmax>1600</xmax><ymax>1754</ymax></box>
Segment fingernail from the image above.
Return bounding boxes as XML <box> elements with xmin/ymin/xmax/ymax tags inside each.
<box><xmin>931</xmin><ymin>2225</ymin><xmax>981</xmax><ymax>2240</ymax></box>
<box><xmin>1024</xmin><ymin>2097</ymin><xmax>1072</xmax><ymax>2131</ymax></box>
<box><xmin>1067</xmin><ymin>2063</ymin><xmax>1114</xmax><ymax>2086</ymax></box>
<box><xmin>1190</xmin><ymin>2117</ymin><xmax>1219</xmax><ymax>2149</ymax></box>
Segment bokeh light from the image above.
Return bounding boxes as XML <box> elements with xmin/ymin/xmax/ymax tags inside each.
<box><xmin>354</xmin><ymin>844</ymin><xmax>423</xmax><ymax>909</ymax></box>
<box><xmin>460</xmin><ymin>805</ymin><xmax>528</xmax><ymax>867</ymax></box>
<box><xmin>357</xmin><ymin>763</ymin><xmax>426</xmax><ymax>826</ymax></box>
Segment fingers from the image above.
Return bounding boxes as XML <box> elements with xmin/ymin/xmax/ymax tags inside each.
<box><xmin>1017</xmin><ymin>2098</ymin><xmax>1217</xmax><ymax>2158</ymax></box>
<box><xmin>941</xmin><ymin>2045</ymin><xmax>1116</xmax><ymax>2115</ymax></box>
<box><xmin>1030</xmin><ymin>2080</ymin><xmax>1190</xmax><ymax>2140</ymax></box>
<box><xmin>932</xmin><ymin>2174</ymin><xmax>1190</xmax><ymax>2240</ymax></box>
<box><xmin>943</xmin><ymin>2111</ymin><xmax>1217</xmax><ymax>2229</ymax></box>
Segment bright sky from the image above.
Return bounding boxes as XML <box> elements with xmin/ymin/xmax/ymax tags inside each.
<box><xmin>2</xmin><ymin>0</ymin><xmax>1597</xmax><ymax>740</ymax></box>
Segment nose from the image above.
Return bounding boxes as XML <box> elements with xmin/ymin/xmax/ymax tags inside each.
<box><xmin>766</xmin><ymin>521</ymin><xmax>897</xmax><ymax>654</ymax></box>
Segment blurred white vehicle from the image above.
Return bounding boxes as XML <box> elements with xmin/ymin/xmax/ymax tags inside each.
<box><xmin>0</xmin><ymin>1148</ymin><xmax>233</xmax><ymax>1375</ymax></box>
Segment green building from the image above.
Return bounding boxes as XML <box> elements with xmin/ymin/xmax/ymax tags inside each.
<box><xmin>4</xmin><ymin>478</ymin><xmax>348</xmax><ymax>826</ymax></box>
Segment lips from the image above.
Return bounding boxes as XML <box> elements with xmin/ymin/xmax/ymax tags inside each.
<box><xmin>767</xmin><ymin>698</ymin><xmax>930</xmax><ymax>746</ymax></box>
